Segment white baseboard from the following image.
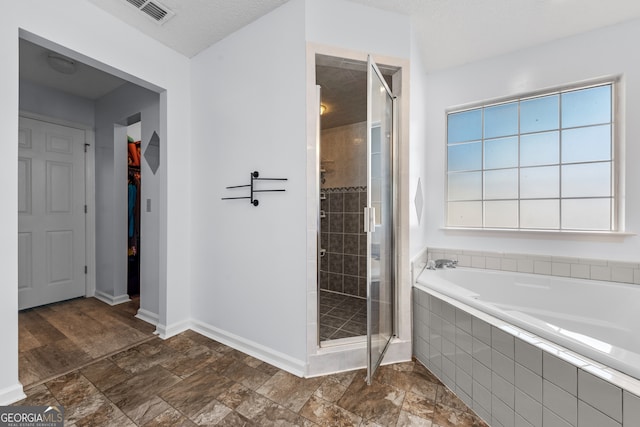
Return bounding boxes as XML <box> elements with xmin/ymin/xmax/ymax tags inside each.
<box><xmin>155</xmin><ymin>319</ymin><xmax>191</xmax><ymax>339</ymax></box>
<box><xmin>135</xmin><ymin>308</ymin><xmax>159</xmax><ymax>326</ymax></box>
<box><xmin>306</xmin><ymin>338</ymin><xmax>411</xmax><ymax>378</ymax></box>
<box><xmin>191</xmin><ymin>320</ymin><xmax>306</xmax><ymax>377</ymax></box>
<box><xmin>0</xmin><ymin>383</ymin><xmax>26</xmax><ymax>405</ymax></box>
<box><xmin>94</xmin><ymin>291</ymin><xmax>131</xmax><ymax>306</ymax></box>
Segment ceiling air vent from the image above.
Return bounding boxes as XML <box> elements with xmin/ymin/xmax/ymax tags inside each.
<box><xmin>124</xmin><ymin>0</ymin><xmax>175</xmax><ymax>25</ymax></box>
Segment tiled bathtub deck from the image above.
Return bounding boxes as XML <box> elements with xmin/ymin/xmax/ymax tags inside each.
<box><xmin>413</xmin><ymin>285</ymin><xmax>640</xmax><ymax>427</ymax></box>
<box><xmin>15</xmin><ymin>329</ymin><xmax>489</xmax><ymax>426</ymax></box>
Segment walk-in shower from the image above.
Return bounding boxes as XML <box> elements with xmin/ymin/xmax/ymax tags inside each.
<box><xmin>316</xmin><ymin>54</ymin><xmax>396</xmax><ymax>362</ymax></box>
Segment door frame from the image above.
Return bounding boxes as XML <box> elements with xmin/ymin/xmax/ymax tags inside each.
<box><xmin>305</xmin><ymin>42</ymin><xmax>412</xmax><ymax>377</ymax></box>
<box><xmin>19</xmin><ymin>111</ymin><xmax>96</xmax><ymax>300</ymax></box>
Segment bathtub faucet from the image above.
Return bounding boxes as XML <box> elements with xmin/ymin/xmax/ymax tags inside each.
<box><xmin>434</xmin><ymin>259</ymin><xmax>457</xmax><ymax>269</ymax></box>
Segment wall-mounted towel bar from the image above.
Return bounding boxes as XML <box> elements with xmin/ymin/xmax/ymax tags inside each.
<box><xmin>222</xmin><ymin>171</ymin><xmax>288</xmax><ymax>206</ymax></box>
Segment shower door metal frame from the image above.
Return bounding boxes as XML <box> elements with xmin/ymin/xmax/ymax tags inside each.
<box><xmin>314</xmin><ymin>54</ymin><xmax>398</xmax><ymax>371</ymax></box>
<box><xmin>365</xmin><ymin>54</ymin><xmax>396</xmax><ymax>384</ymax></box>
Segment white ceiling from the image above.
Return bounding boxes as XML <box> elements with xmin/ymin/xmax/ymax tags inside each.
<box><xmin>349</xmin><ymin>0</ymin><xmax>640</xmax><ymax>71</ymax></box>
<box><xmin>20</xmin><ymin>39</ymin><xmax>127</xmax><ymax>100</ymax></box>
<box><xmin>86</xmin><ymin>0</ymin><xmax>640</xmax><ymax>71</ymax></box>
<box><xmin>86</xmin><ymin>0</ymin><xmax>290</xmax><ymax>58</ymax></box>
<box><xmin>21</xmin><ymin>0</ymin><xmax>640</xmax><ymax>102</ymax></box>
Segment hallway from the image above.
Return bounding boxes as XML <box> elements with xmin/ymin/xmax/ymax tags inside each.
<box><xmin>19</xmin><ymin>297</ymin><xmax>155</xmax><ymax>387</ymax></box>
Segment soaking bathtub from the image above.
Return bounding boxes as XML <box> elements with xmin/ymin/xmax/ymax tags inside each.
<box><xmin>414</xmin><ymin>266</ymin><xmax>640</xmax><ymax>426</ymax></box>
<box><xmin>416</xmin><ymin>267</ymin><xmax>640</xmax><ymax>380</ymax></box>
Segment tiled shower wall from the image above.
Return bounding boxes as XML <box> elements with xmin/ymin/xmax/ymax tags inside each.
<box><xmin>320</xmin><ymin>122</ymin><xmax>366</xmax><ymax>189</ymax></box>
<box><xmin>319</xmin><ymin>188</ymin><xmax>367</xmax><ymax>298</ymax></box>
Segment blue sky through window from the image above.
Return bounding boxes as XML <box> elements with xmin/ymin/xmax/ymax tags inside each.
<box><xmin>446</xmin><ymin>82</ymin><xmax>614</xmax><ymax>230</ymax></box>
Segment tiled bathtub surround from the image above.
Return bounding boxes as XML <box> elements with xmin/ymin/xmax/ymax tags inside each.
<box><xmin>413</xmin><ymin>286</ymin><xmax>640</xmax><ymax>427</ymax></box>
<box><xmin>423</xmin><ymin>248</ymin><xmax>640</xmax><ymax>285</ymax></box>
<box><xmin>319</xmin><ymin>187</ymin><xmax>367</xmax><ymax>298</ymax></box>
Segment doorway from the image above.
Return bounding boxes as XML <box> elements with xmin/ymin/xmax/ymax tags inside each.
<box><xmin>127</xmin><ymin>119</ymin><xmax>142</xmax><ymax>297</ymax></box>
<box><xmin>316</xmin><ymin>53</ymin><xmax>398</xmax><ymax>381</ymax></box>
<box><xmin>317</xmin><ymin>55</ymin><xmax>369</xmax><ymax>343</ymax></box>
<box><xmin>17</xmin><ymin>34</ymin><xmax>165</xmax><ymax>385</ymax></box>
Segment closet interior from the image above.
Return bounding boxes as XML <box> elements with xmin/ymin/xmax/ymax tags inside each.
<box><xmin>127</xmin><ymin>122</ymin><xmax>141</xmax><ymax>296</ymax></box>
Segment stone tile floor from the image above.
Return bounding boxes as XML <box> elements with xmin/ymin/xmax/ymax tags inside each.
<box><xmin>19</xmin><ymin>297</ymin><xmax>155</xmax><ymax>387</ymax></box>
<box><xmin>319</xmin><ymin>290</ymin><xmax>367</xmax><ymax>341</ymax></box>
<box><xmin>15</xmin><ymin>329</ymin><xmax>489</xmax><ymax>426</ymax></box>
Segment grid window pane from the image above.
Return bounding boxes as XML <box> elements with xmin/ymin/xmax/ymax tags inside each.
<box><xmin>448</xmin><ymin>142</ymin><xmax>481</xmax><ymax>172</ymax></box>
<box><xmin>445</xmin><ymin>82</ymin><xmax>614</xmax><ymax>231</ymax></box>
<box><xmin>521</xmin><ymin>200</ymin><xmax>560</xmax><ymax>229</ymax></box>
<box><xmin>520</xmin><ymin>166</ymin><xmax>559</xmax><ymax>199</ymax></box>
<box><xmin>562</xmin><ymin>162</ymin><xmax>611</xmax><ymax>198</ymax></box>
<box><xmin>562</xmin><ymin>85</ymin><xmax>611</xmax><ymax>128</ymax></box>
<box><xmin>521</xmin><ymin>94</ymin><xmax>559</xmax><ymax>133</ymax></box>
<box><xmin>485</xmin><ymin>201</ymin><xmax>518</xmax><ymax>228</ymax></box>
<box><xmin>485</xmin><ymin>169</ymin><xmax>518</xmax><ymax>199</ymax></box>
<box><xmin>448</xmin><ymin>109</ymin><xmax>482</xmax><ymax>143</ymax></box>
<box><xmin>485</xmin><ymin>136</ymin><xmax>518</xmax><ymax>169</ymax></box>
<box><xmin>448</xmin><ymin>172</ymin><xmax>482</xmax><ymax>201</ymax></box>
<box><xmin>562</xmin><ymin>199</ymin><xmax>611</xmax><ymax>230</ymax></box>
<box><xmin>521</xmin><ymin>131</ymin><xmax>559</xmax><ymax>166</ymax></box>
<box><xmin>448</xmin><ymin>201</ymin><xmax>482</xmax><ymax>227</ymax></box>
<box><xmin>562</xmin><ymin>125</ymin><xmax>611</xmax><ymax>163</ymax></box>
<box><xmin>484</xmin><ymin>102</ymin><xmax>518</xmax><ymax>138</ymax></box>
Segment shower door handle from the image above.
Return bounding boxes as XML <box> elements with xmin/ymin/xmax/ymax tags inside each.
<box><xmin>364</xmin><ymin>207</ymin><xmax>376</xmax><ymax>233</ymax></box>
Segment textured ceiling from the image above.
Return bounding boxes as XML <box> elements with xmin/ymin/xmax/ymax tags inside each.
<box><xmin>86</xmin><ymin>0</ymin><xmax>640</xmax><ymax>71</ymax></box>
<box><xmin>347</xmin><ymin>0</ymin><xmax>640</xmax><ymax>71</ymax></box>
<box><xmin>23</xmin><ymin>0</ymin><xmax>640</xmax><ymax>103</ymax></box>
<box><xmin>86</xmin><ymin>0</ymin><xmax>290</xmax><ymax>58</ymax></box>
<box><xmin>316</xmin><ymin>55</ymin><xmax>395</xmax><ymax>129</ymax></box>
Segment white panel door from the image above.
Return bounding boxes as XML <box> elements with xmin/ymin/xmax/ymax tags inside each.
<box><xmin>18</xmin><ymin>117</ymin><xmax>86</xmax><ymax>310</ymax></box>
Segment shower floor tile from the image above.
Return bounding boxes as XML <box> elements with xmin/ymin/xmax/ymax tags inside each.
<box><xmin>319</xmin><ymin>290</ymin><xmax>367</xmax><ymax>341</ymax></box>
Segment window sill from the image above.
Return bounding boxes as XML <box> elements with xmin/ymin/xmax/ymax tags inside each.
<box><xmin>441</xmin><ymin>227</ymin><xmax>635</xmax><ymax>238</ymax></box>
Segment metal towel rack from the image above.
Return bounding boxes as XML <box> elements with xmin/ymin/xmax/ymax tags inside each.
<box><xmin>221</xmin><ymin>171</ymin><xmax>288</xmax><ymax>206</ymax></box>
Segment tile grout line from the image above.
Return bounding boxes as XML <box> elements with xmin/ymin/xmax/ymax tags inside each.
<box><xmin>24</xmin><ymin>335</ymin><xmax>158</xmax><ymax>391</ymax></box>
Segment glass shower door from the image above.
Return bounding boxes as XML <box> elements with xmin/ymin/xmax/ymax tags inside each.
<box><xmin>365</xmin><ymin>55</ymin><xmax>395</xmax><ymax>384</ymax></box>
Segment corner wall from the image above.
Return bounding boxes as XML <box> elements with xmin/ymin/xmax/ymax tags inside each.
<box><xmin>424</xmin><ymin>19</ymin><xmax>640</xmax><ymax>262</ymax></box>
<box><xmin>94</xmin><ymin>82</ymin><xmax>160</xmax><ymax>319</ymax></box>
<box><xmin>190</xmin><ymin>0</ymin><xmax>414</xmax><ymax>376</ymax></box>
<box><xmin>189</xmin><ymin>0</ymin><xmax>308</xmax><ymax>372</ymax></box>
<box><xmin>409</xmin><ymin>24</ymin><xmax>429</xmax><ymax>260</ymax></box>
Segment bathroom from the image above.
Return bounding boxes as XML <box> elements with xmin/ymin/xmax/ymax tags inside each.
<box><xmin>4</xmin><ymin>2</ymin><xmax>640</xmax><ymax>426</ymax></box>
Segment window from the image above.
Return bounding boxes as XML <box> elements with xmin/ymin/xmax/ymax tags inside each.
<box><xmin>446</xmin><ymin>82</ymin><xmax>616</xmax><ymax>231</ymax></box>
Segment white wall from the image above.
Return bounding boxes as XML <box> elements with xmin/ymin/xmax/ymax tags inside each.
<box><xmin>94</xmin><ymin>83</ymin><xmax>160</xmax><ymax>317</ymax></box>
<box><xmin>305</xmin><ymin>0</ymin><xmax>414</xmax><ymax>372</ymax></box>
<box><xmin>0</xmin><ymin>0</ymin><xmax>191</xmax><ymax>403</ymax></box>
<box><xmin>409</xmin><ymin>27</ymin><xmax>429</xmax><ymax>259</ymax></box>
<box><xmin>305</xmin><ymin>0</ymin><xmax>410</xmax><ymax>59</ymax></box>
<box><xmin>191</xmin><ymin>0</ymin><xmax>414</xmax><ymax>376</ymax></box>
<box><xmin>19</xmin><ymin>80</ymin><xmax>95</xmax><ymax>126</ymax></box>
<box><xmin>190</xmin><ymin>0</ymin><xmax>308</xmax><ymax>371</ymax></box>
<box><xmin>424</xmin><ymin>19</ymin><xmax>640</xmax><ymax>262</ymax></box>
